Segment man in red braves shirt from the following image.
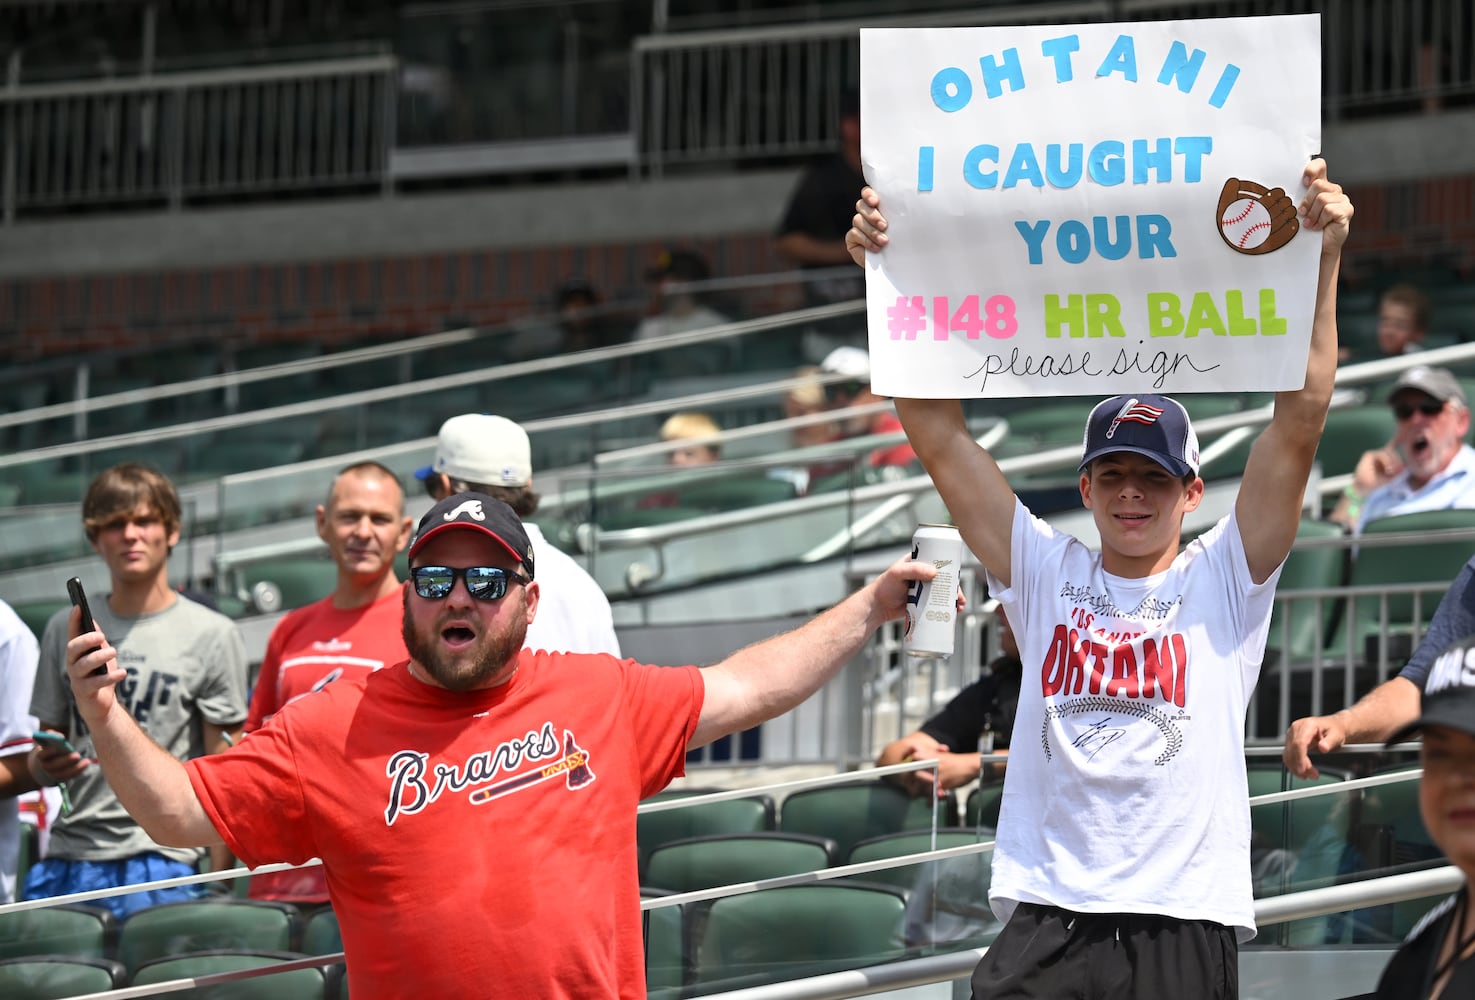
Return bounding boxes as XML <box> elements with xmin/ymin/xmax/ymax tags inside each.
<box><xmin>242</xmin><ymin>460</ymin><xmax>412</xmax><ymax>905</ymax></box>
<box><xmin>60</xmin><ymin>492</ymin><xmax>944</xmax><ymax>999</ymax></box>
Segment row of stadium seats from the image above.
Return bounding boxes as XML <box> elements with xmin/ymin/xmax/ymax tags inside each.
<box><xmin>0</xmin><ymin>897</ymin><xmax>343</xmax><ymax>999</ymax></box>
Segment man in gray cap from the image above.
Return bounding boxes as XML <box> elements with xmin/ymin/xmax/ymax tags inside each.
<box><xmin>1332</xmin><ymin>365</ymin><xmax>1475</xmax><ymax>533</ymax></box>
<box><xmin>416</xmin><ymin>414</ymin><xmax>620</xmax><ymax>656</ymax></box>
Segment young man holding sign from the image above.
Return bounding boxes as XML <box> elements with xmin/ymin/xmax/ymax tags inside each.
<box><xmin>848</xmin><ymin>158</ymin><xmax>1351</xmax><ymax>997</ymax></box>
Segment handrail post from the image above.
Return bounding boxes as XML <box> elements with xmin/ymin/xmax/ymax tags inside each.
<box><xmin>2</xmin><ymin>49</ymin><xmax>18</xmax><ymax>225</ymax></box>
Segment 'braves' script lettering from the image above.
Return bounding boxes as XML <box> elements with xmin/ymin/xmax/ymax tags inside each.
<box><xmin>384</xmin><ymin>722</ymin><xmax>562</xmax><ymax>825</ymax></box>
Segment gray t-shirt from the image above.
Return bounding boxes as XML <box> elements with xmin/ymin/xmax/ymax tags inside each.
<box><xmin>31</xmin><ymin>594</ymin><xmax>248</xmax><ymax>863</ymax></box>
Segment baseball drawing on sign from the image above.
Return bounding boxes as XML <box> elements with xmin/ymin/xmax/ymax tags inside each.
<box><xmin>1215</xmin><ymin>176</ymin><xmax>1299</xmax><ymax>255</ymax></box>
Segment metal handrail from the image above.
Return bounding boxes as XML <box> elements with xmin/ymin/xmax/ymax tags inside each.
<box><xmin>0</xmin><ymin>300</ymin><xmax>864</xmax><ymax>471</ymax></box>
<box><xmin>0</xmin><ymin>54</ymin><xmax>399</xmax><ymax>102</ymax></box>
<box><xmin>0</xmin><ymin>757</ymin><xmax>1443</xmax><ymax>1000</ymax></box>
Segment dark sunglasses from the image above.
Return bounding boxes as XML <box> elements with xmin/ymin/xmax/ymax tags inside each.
<box><xmin>410</xmin><ymin>566</ymin><xmax>527</xmax><ymax>601</ymax></box>
<box><xmin>1393</xmin><ymin>400</ymin><xmax>1445</xmax><ymax>421</ymax></box>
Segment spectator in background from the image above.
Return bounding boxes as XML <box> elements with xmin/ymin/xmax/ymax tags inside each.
<box><xmin>1331</xmin><ymin>366</ymin><xmax>1475</xmax><ymax>532</ymax></box>
<box><xmin>418</xmin><ymin>414</ymin><xmax>621</xmax><ymax>656</ymax></box>
<box><xmin>556</xmin><ymin>278</ymin><xmax>627</xmax><ymax>353</ymax></box>
<box><xmin>1368</xmin><ymin>632</ymin><xmax>1475</xmax><ymax>999</ymax></box>
<box><xmin>242</xmin><ymin>461</ymin><xmax>412</xmax><ymax>906</ymax></box>
<box><xmin>876</xmin><ymin>605</ymin><xmax>1021</xmax><ymax>798</ymax></box>
<box><xmin>660</xmin><ymin>412</ymin><xmax>723</xmax><ymax>466</ymax></box>
<box><xmin>1377</xmin><ymin>283</ymin><xmax>1430</xmax><ymax>358</ymax></box>
<box><xmin>26</xmin><ymin>464</ymin><xmax>248</xmax><ymax>918</ymax></box>
<box><xmin>0</xmin><ymin>597</ymin><xmax>40</xmax><ymax>902</ymax></box>
<box><xmin>775</xmin><ymin>88</ymin><xmax>867</xmax><ymax>341</ymax></box>
<box><xmin>769</xmin><ymin>366</ymin><xmax>846</xmax><ymax>496</ymax></box>
<box><xmin>633</xmin><ymin>249</ymin><xmax>730</xmax><ymax>342</ymax></box>
<box><xmin>638</xmin><ymin>412</ymin><xmax>724</xmax><ymax>511</ymax></box>
<box><xmin>820</xmin><ymin>346</ymin><xmax>918</xmax><ymax>471</ymax></box>
<box><xmin>1285</xmin><ymin>551</ymin><xmax>1475</xmax><ymax>778</ymax></box>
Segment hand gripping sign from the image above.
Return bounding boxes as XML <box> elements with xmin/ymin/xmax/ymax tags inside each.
<box><xmin>859</xmin><ymin>14</ymin><xmax>1322</xmax><ymax>398</ymax></box>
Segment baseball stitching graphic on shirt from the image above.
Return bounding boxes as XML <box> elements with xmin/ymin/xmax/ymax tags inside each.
<box><xmin>1040</xmin><ymin>697</ymin><xmax>1185</xmax><ymax>766</ymax></box>
<box><xmin>1058</xmin><ymin>582</ymin><xmax>1183</xmax><ymax>621</ymax></box>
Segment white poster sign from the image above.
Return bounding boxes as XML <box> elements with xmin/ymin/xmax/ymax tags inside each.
<box><xmin>860</xmin><ymin>15</ymin><xmax>1322</xmax><ymax>398</ymax></box>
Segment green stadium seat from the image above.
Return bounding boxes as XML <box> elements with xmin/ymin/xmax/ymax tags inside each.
<box><xmin>117</xmin><ymin>900</ymin><xmax>301</xmax><ymax>975</ymax></box>
<box><xmin>0</xmin><ymin>904</ymin><xmax>115</xmax><ymax>961</ymax></box>
<box><xmin>636</xmin><ymin>789</ymin><xmax>775</xmax><ymax>862</ymax></box>
<box><xmin>1327</xmin><ymin>509</ymin><xmax>1475</xmax><ymax>662</ymax></box>
<box><xmin>129</xmin><ymin>950</ymin><xmax>326</xmax><ymax>999</ymax></box>
<box><xmin>1313</xmin><ymin>405</ymin><xmax>1396</xmax><ymax>479</ymax></box>
<box><xmin>848</xmin><ymin>830</ymin><xmax>998</xmax><ymax>949</ymax></box>
<box><xmin>643</xmin><ymin>833</ymin><xmax>836</xmax><ymax>895</ymax></box>
<box><xmin>846</xmin><ymin>828</ymin><xmax>992</xmax><ymax>891</ymax></box>
<box><xmin>676</xmin><ymin>475</ymin><xmax>797</xmax><ymax>512</ymax></box>
<box><xmin>692</xmin><ymin>883</ymin><xmax>909</xmax><ymax>989</ymax></box>
<box><xmin>1265</xmin><ymin>518</ymin><xmax>1349</xmax><ymax>662</ymax></box>
<box><xmin>9</xmin><ymin>600</ymin><xmax>68</xmax><ymax>642</ymax></box>
<box><xmin>964</xmin><ymin>781</ymin><xmax>1005</xmax><ymax>830</ymax></box>
<box><xmin>0</xmin><ymin>955</ymin><xmax>127</xmax><ymax>998</ymax></box>
<box><xmin>233</xmin><ymin>555</ymin><xmax>339</xmax><ymax>615</ymax></box>
<box><xmin>300</xmin><ymin>908</ymin><xmax>342</xmax><ymax>956</ymax></box>
<box><xmin>778</xmin><ymin>780</ymin><xmax>955</xmax><ymax>861</ymax></box>
<box><xmin>642</xmin><ymin>891</ymin><xmax>686</xmax><ymax>999</ymax></box>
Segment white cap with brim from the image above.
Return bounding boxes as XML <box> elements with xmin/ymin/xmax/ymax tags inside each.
<box><xmin>414</xmin><ymin>414</ymin><xmax>532</xmax><ymax>488</ymax></box>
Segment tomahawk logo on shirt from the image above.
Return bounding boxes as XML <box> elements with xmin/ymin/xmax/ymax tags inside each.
<box><xmin>383</xmin><ymin>721</ymin><xmax>596</xmax><ymax>826</ymax></box>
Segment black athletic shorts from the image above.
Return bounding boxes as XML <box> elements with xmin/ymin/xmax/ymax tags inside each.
<box><xmin>970</xmin><ymin>902</ymin><xmax>1238</xmax><ymax>1000</ymax></box>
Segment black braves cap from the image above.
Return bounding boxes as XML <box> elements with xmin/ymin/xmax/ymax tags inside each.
<box><xmin>1387</xmin><ymin>633</ymin><xmax>1475</xmax><ymax>745</ymax></box>
<box><xmin>407</xmin><ymin>493</ymin><xmax>535</xmax><ymax>580</ymax></box>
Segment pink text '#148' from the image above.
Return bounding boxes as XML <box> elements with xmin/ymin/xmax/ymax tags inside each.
<box><xmin>886</xmin><ymin>289</ymin><xmax>1286</xmax><ymax>341</ymax></box>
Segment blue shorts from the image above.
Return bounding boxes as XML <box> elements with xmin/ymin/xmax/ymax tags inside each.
<box><xmin>23</xmin><ymin>853</ymin><xmax>203</xmax><ymax>919</ymax></box>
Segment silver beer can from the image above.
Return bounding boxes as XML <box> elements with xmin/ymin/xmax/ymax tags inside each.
<box><xmin>904</xmin><ymin>523</ymin><xmax>963</xmax><ymax>658</ymax></box>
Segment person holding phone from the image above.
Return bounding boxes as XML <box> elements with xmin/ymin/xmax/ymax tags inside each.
<box><xmin>1329</xmin><ymin>365</ymin><xmax>1475</xmax><ymax>532</ymax></box>
<box><xmin>60</xmin><ymin>492</ymin><xmax>946</xmax><ymax>998</ymax></box>
<box><xmin>0</xmin><ymin>597</ymin><xmax>40</xmax><ymax>902</ymax></box>
<box><xmin>26</xmin><ymin>463</ymin><xmax>248</xmax><ymax>918</ymax></box>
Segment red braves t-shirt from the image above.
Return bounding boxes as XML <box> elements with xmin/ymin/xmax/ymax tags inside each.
<box><xmin>245</xmin><ymin>591</ymin><xmax>408</xmax><ymax>903</ymax></box>
<box><xmin>188</xmin><ymin>651</ymin><xmax>703</xmax><ymax>999</ymax></box>
<box><xmin>246</xmin><ymin>591</ymin><xmax>408</xmax><ymax>733</ymax></box>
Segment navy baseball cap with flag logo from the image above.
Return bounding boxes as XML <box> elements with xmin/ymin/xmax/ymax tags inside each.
<box><xmin>1078</xmin><ymin>394</ymin><xmax>1201</xmax><ymax>478</ymax></box>
<box><xmin>1387</xmin><ymin>633</ymin><xmax>1475</xmax><ymax>745</ymax></box>
<box><xmin>408</xmin><ymin>493</ymin><xmax>535</xmax><ymax>579</ymax></box>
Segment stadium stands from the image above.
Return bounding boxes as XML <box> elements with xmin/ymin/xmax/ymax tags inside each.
<box><xmin>3</xmin><ymin>1</ymin><xmax>1474</xmax><ymax>995</ymax></box>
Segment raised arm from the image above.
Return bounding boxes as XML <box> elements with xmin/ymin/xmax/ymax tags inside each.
<box><xmin>848</xmin><ymin>187</ymin><xmax>1018</xmax><ymax>585</ymax></box>
<box><xmin>1236</xmin><ymin>159</ymin><xmax>1353</xmax><ymax>583</ymax></box>
<box><xmin>62</xmin><ymin>609</ymin><xmax>222</xmax><ymax>848</ymax></box>
<box><xmin>691</xmin><ymin>555</ymin><xmax>936</xmax><ymax>748</ymax></box>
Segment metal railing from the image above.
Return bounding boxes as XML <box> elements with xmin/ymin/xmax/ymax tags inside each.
<box><xmin>0</xmin><ymin>0</ymin><xmax>1469</xmax><ymax>218</ymax></box>
<box><xmin>633</xmin><ymin>0</ymin><xmax>1475</xmax><ymax>172</ymax></box>
<box><xmin>1</xmin><ymin>53</ymin><xmax>397</xmax><ymax>221</ymax></box>
<box><xmin>0</xmin><ymin>758</ymin><xmax>1451</xmax><ymax>999</ymax></box>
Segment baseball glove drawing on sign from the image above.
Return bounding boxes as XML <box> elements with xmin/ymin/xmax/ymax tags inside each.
<box><xmin>1216</xmin><ymin>178</ymin><xmax>1299</xmax><ymax>255</ymax></box>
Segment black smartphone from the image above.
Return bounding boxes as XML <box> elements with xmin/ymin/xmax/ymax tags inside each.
<box><xmin>66</xmin><ymin>576</ymin><xmax>106</xmax><ymax>675</ymax></box>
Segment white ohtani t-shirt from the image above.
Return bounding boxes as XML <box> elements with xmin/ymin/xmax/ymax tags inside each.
<box><xmin>984</xmin><ymin>499</ymin><xmax>1279</xmax><ymax>941</ymax></box>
